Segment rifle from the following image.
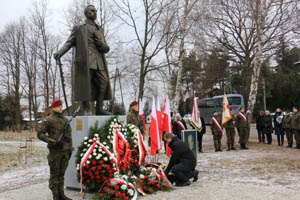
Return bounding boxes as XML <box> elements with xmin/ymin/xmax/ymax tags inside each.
<box><xmin>57</xmin><ymin>59</ymin><xmax>70</xmax><ymax>116</ymax></box>
<box><xmin>57</xmin><ymin>105</ymin><xmax>81</xmax><ymax>147</ymax></box>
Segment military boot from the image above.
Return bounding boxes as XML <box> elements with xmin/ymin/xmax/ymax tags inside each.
<box><xmin>240</xmin><ymin>144</ymin><xmax>244</xmax><ymax>149</ymax></box>
<box><xmin>244</xmin><ymin>145</ymin><xmax>249</xmax><ymax>149</ymax></box>
<box><xmin>59</xmin><ymin>184</ymin><xmax>72</xmax><ymax>200</ymax></box>
<box><xmin>51</xmin><ymin>189</ymin><xmax>60</xmax><ymax>200</ymax></box>
<box><xmin>231</xmin><ymin>144</ymin><xmax>236</xmax><ymax>150</ymax></box>
<box><xmin>227</xmin><ymin>144</ymin><xmax>231</xmax><ymax>151</ymax></box>
<box><xmin>96</xmin><ymin>92</ymin><xmax>111</xmax><ymax>115</ymax></box>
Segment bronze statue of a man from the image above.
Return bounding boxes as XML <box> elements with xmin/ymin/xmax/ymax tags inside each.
<box><xmin>54</xmin><ymin>5</ymin><xmax>112</xmax><ymax>115</ymax></box>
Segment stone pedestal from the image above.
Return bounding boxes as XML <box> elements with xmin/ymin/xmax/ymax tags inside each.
<box><xmin>64</xmin><ymin>115</ymin><xmax>126</xmax><ymax>189</ymax></box>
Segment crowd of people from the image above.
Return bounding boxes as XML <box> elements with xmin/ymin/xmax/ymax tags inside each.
<box><xmin>256</xmin><ymin>108</ymin><xmax>300</xmax><ymax>149</ymax></box>
<box><xmin>126</xmin><ymin>101</ymin><xmax>300</xmax><ymax>188</ymax></box>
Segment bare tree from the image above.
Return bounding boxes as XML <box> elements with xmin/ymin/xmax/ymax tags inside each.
<box><xmin>112</xmin><ymin>0</ymin><xmax>178</xmax><ymax>100</ymax></box>
<box><xmin>0</xmin><ymin>21</ymin><xmax>24</xmax><ymax>132</ymax></box>
<box><xmin>207</xmin><ymin>0</ymin><xmax>298</xmax><ymax>114</ymax></box>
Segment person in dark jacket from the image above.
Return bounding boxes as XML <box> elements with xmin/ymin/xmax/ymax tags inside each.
<box><xmin>164</xmin><ymin>133</ymin><xmax>198</xmax><ymax>186</ymax></box>
<box><xmin>256</xmin><ymin>111</ymin><xmax>265</xmax><ymax>143</ymax></box>
<box><xmin>263</xmin><ymin>110</ymin><xmax>273</xmax><ymax>144</ymax></box>
<box><xmin>191</xmin><ymin>117</ymin><xmax>206</xmax><ymax>153</ymax></box>
<box><xmin>173</xmin><ymin>113</ymin><xmax>187</xmax><ymax>139</ymax></box>
<box><xmin>273</xmin><ymin>108</ymin><xmax>284</xmax><ymax>146</ymax></box>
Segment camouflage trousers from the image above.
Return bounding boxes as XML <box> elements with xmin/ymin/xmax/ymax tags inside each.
<box><xmin>238</xmin><ymin>128</ymin><xmax>249</xmax><ymax>145</ymax></box>
<box><xmin>48</xmin><ymin>150</ymin><xmax>71</xmax><ymax>197</ymax></box>
<box><xmin>294</xmin><ymin>130</ymin><xmax>300</xmax><ymax>147</ymax></box>
<box><xmin>212</xmin><ymin>131</ymin><xmax>222</xmax><ymax>150</ymax></box>
<box><xmin>285</xmin><ymin>129</ymin><xmax>293</xmax><ymax>146</ymax></box>
<box><xmin>225</xmin><ymin>128</ymin><xmax>235</xmax><ymax>146</ymax></box>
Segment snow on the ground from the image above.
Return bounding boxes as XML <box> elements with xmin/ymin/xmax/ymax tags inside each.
<box><xmin>1</xmin><ymin>126</ymin><xmax>300</xmax><ymax>200</ymax></box>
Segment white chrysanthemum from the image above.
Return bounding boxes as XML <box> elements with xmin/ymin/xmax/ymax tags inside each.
<box><xmin>86</xmin><ymin>160</ymin><xmax>90</xmax><ymax>164</ymax></box>
<box><xmin>103</xmin><ymin>157</ymin><xmax>108</xmax><ymax>161</ymax></box>
<box><xmin>87</xmin><ymin>144</ymin><xmax>91</xmax><ymax>147</ymax></box>
<box><xmin>88</xmin><ymin>139</ymin><xmax>92</xmax><ymax>142</ymax></box>
<box><xmin>109</xmin><ymin>156</ymin><xmax>112</xmax><ymax>160</ymax></box>
<box><xmin>89</xmin><ymin>155</ymin><xmax>92</xmax><ymax>159</ymax></box>
<box><xmin>80</xmin><ymin>153</ymin><xmax>83</xmax><ymax>157</ymax></box>
<box><xmin>121</xmin><ymin>184</ymin><xmax>127</xmax><ymax>190</ymax></box>
<box><xmin>128</xmin><ymin>189</ymin><xmax>134</xmax><ymax>196</ymax></box>
<box><xmin>83</xmin><ymin>148</ymin><xmax>87</xmax><ymax>152</ymax></box>
<box><xmin>95</xmin><ymin>134</ymin><xmax>99</xmax><ymax>137</ymax></box>
<box><xmin>93</xmin><ymin>153</ymin><xmax>97</xmax><ymax>156</ymax></box>
<box><xmin>84</xmin><ymin>142</ymin><xmax>87</xmax><ymax>145</ymax></box>
<box><xmin>139</xmin><ymin>174</ymin><xmax>145</xmax><ymax>179</ymax></box>
<box><xmin>114</xmin><ymin>119</ymin><xmax>117</xmax><ymax>122</ymax></box>
<box><xmin>131</xmin><ymin>175</ymin><xmax>137</xmax><ymax>179</ymax></box>
<box><xmin>122</xmin><ymin>175</ymin><xmax>128</xmax><ymax>180</ymax></box>
<box><xmin>103</xmin><ymin>142</ymin><xmax>107</xmax><ymax>145</ymax></box>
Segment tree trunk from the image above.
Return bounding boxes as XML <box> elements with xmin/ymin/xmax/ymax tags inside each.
<box><xmin>172</xmin><ymin>0</ymin><xmax>189</xmax><ymax>113</ymax></box>
<box><xmin>247</xmin><ymin>0</ymin><xmax>263</xmax><ymax>118</ymax></box>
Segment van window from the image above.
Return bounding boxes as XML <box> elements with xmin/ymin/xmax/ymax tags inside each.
<box><xmin>228</xmin><ymin>97</ymin><xmax>241</xmax><ymax>105</ymax></box>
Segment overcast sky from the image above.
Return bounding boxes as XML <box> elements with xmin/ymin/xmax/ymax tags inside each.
<box><xmin>0</xmin><ymin>0</ymin><xmax>73</xmax><ymax>33</ymax></box>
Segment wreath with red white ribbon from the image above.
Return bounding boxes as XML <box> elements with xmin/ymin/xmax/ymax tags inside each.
<box><xmin>75</xmin><ymin>117</ymin><xmax>171</xmax><ymax>199</ymax></box>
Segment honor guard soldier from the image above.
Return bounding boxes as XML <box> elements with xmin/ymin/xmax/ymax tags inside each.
<box><xmin>223</xmin><ymin>118</ymin><xmax>236</xmax><ymax>151</ymax></box>
<box><xmin>126</xmin><ymin>101</ymin><xmax>145</xmax><ymax>134</ymax></box>
<box><xmin>37</xmin><ymin>100</ymin><xmax>73</xmax><ymax>200</ymax></box>
<box><xmin>210</xmin><ymin>111</ymin><xmax>223</xmax><ymax>152</ymax></box>
<box><xmin>235</xmin><ymin>108</ymin><xmax>250</xmax><ymax>149</ymax></box>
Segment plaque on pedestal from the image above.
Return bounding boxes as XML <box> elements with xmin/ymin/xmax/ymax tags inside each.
<box><xmin>64</xmin><ymin>115</ymin><xmax>126</xmax><ymax>189</ymax></box>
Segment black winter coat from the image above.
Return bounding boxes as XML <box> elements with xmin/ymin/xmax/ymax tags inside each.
<box><xmin>263</xmin><ymin>115</ymin><xmax>273</xmax><ymax>134</ymax></box>
<box><xmin>166</xmin><ymin>137</ymin><xmax>196</xmax><ymax>173</ymax></box>
<box><xmin>256</xmin><ymin>115</ymin><xmax>264</xmax><ymax>130</ymax></box>
<box><xmin>173</xmin><ymin>120</ymin><xmax>187</xmax><ymax>139</ymax></box>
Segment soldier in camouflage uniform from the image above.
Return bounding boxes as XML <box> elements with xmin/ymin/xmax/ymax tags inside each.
<box><xmin>37</xmin><ymin>100</ymin><xmax>73</xmax><ymax>200</ymax></box>
<box><xmin>283</xmin><ymin>111</ymin><xmax>292</xmax><ymax>148</ymax></box>
<box><xmin>126</xmin><ymin>101</ymin><xmax>145</xmax><ymax>134</ymax></box>
<box><xmin>223</xmin><ymin>118</ymin><xmax>236</xmax><ymax>151</ymax></box>
<box><xmin>290</xmin><ymin>108</ymin><xmax>299</xmax><ymax>149</ymax></box>
<box><xmin>235</xmin><ymin>108</ymin><xmax>250</xmax><ymax>150</ymax></box>
<box><xmin>294</xmin><ymin>108</ymin><xmax>300</xmax><ymax>149</ymax></box>
<box><xmin>210</xmin><ymin>111</ymin><xmax>223</xmax><ymax>152</ymax></box>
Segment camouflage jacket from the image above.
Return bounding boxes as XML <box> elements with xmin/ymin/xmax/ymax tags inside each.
<box><xmin>37</xmin><ymin>111</ymin><xmax>73</xmax><ymax>151</ymax></box>
<box><xmin>223</xmin><ymin>118</ymin><xmax>235</xmax><ymax>129</ymax></box>
<box><xmin>290</xmin><ymin>112</ymin><xmax>299</xmax><ymax>130</ymax></box>
<box><xmin>235</xmin><ymin>112</ymin><xmax>250</xmax><ymax>129</ymax></box>
<box><xmin>282</xmin><ymin>115</ymin><xmax>291</xmax><ymax>129</ymax></box>
<box><xmin>210</xmin><ymin>116</ymin><xmax>223</xmax><ymax>133</ymax></box>
<box><xmin>127</xmin><ymin>109</ymin><xmax>145</xmax><ymax>134</ymax></box>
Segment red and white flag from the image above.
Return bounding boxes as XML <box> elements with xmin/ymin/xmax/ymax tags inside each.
<box><xmin>162</xmin><ymin>97</ymin><xmax>173</xmax><ymax>157</ymax></box>
<box><xmin>156</xmin><ymin>97</ymin><xmax>163</xmax><ymax>147</ymax></box>
<box><xmin>150</xmin><ymin>97</ymin><xmax>161</xmax><ymax>156</ymax></box>
<box><xmin>139</xmin><ymin>99</ymin><xmax>147</xmax><ymax>134</ymax></box>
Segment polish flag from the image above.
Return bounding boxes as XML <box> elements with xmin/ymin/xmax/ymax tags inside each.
<box><xmin>139</xmin><ymin>99</ymin><xmax>147</xmax><ymax>134</ymax></box>
<box><xmin>156</xmin><ymin>97</ymin><xmax>163</xmax><ymax>148</ymax></box>
<box><xmin>150</xmin><ymin>97</ymin><xmax>161</xmax><ymax>156</ymax></box>
<box><xmin>162</xmin><ymin>97</ymin><xmax>173</xmax><ymax>157</ymax></box>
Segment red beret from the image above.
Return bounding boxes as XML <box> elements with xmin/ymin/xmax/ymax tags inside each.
<box><xmin>130</xmin><ymin>101</ymin><xmax>138</xmax><ymax>107</ymax></box>
<box><xmin>51</xmin><ymin>99</ymin><xmax>62</xmax><ymax>108</ymax></box>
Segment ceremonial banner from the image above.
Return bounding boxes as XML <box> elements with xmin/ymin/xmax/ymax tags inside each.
<box><xmin>190</xmin><ymin>97</ymin><xmax>203</xmax><ymax>132</ymax></box>
<box><xmin>222</xmin><ymin>93</ymin><xmax>233</xmax><ymax>126</ymax></box>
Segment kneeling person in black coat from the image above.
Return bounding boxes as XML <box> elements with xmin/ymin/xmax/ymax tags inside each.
<box><xmin>164</xmin><ymin>133</ymin><xmax>198</xmax><ymax>186</ymax></box>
